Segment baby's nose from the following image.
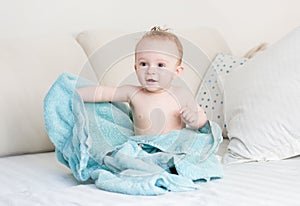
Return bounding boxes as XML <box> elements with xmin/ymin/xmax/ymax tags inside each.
<box><xmin>146</xmin><ymin>66</ymin><xmax>157</xmax><ymax>74</ymax></box>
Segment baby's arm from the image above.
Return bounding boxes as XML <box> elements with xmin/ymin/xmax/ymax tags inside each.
<box><xmin>77</xmin><ymin>85</ymin><xmax>136</xmax><ymax>103</ymax></box>
<box><xmin>180</xmin><ymin>105</ymin><xmax>208</xmax><ymax>130</ymax></box>
<box><xmin>176</xmin><ymin>87</ymin><xmax>207</xmax><ymax>130</ymax></box>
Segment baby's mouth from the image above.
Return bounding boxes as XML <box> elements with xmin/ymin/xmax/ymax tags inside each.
<box><xmin>146</xmin><ymin>79</ymin><xmax>157</xmax><ymax>83</ymax></box>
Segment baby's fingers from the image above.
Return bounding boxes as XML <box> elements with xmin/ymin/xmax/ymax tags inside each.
<box><xmin>179</xmin><ymin>107</ymin><xmax>189</xmax><ymax>115</ymax></box>
<box><xmin>180</xmin><ymin>108</ymin><xmax>193</xmax><ymax>123</ymax></box>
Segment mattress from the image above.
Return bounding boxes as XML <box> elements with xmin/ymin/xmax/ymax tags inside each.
<box><xmin>0</xmin><ymin>139</ymin><xmax>299</xmax><ymax>206</ymax></box>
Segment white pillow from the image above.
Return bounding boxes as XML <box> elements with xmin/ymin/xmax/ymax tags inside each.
<box><xmin>221</xmin><ymin>27</ymin><xmax>300</xmax><ymax>164</ymax></box>
<box><xmin>197</xmin><ymin>53</ymin><xmax>247</xmax><ymax>134</ymax></box>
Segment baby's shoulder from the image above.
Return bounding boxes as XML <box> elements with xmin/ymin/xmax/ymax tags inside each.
<box><xmin>170</xmin><ymin>86</ymin><xmax>192</xmax><ymax>97</ymax></box>
<box><xmin>120</xmin><ymin>84</ymin><xmax>142</xmax><ymax>98</ymax></box>
<box><xmin>170</xmin><ymin>86</ymin><xmax>195</xmax><ymax>104</ymax></box>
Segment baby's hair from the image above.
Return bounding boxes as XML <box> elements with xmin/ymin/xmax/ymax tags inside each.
<box><xmin>136</xmin><ymin>26</ymin><xmax>183</xmax><ymax>64</ymax></box>
<box><xmin>150</xmin><ymin>26</ymin><xmax>169</xmax><ymax>32</ymax></box>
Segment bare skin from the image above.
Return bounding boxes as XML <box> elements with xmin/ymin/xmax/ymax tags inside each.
<box><xmin>77</xmin><ymin>38</ymin><xmax>207</xmax><ymax>135</ymax></box>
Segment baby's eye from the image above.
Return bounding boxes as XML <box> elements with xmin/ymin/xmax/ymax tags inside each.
<box><xmin>158</xmin><ymin>63</ymin><xmax>166</xmax><ymax>68</ymax></box>
<box><xmin>139</xmin><ymin>62</ymin><xmax>147</xmax><ymax>67</ymax></box>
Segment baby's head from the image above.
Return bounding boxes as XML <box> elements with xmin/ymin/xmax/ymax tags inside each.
<box><xmin>134</xmin><ymin>26</ymin><xmax>184</xmax><ymax>92</ymax></box>
<box><xmin>135</xmin><ymin>26</ymin><xmax>183</xmax><ymax>65</ymax></box>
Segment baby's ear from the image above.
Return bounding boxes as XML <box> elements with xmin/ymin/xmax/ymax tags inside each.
<box><xmin>176</xmin><ymin>66</ymin><xmax>184</xmax><ymax>75</ymax></box>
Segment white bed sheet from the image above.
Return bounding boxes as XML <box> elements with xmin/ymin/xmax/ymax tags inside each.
<box><xmin>1</xmin><ymin>139</ymin><xmax>300</xmax><ymax>206</ymax></box>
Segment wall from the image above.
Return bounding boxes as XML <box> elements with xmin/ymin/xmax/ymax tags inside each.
<box><xmin>0</xmin><ymin>0</ymin><xmax>299</xmax><ymax>55</ymax></box>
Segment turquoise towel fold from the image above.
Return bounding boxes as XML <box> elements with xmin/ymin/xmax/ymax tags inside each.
<box><xmin>43</xmin><ymin>73</ymin><xmax>223</xmax><ymax>195</ymax></box>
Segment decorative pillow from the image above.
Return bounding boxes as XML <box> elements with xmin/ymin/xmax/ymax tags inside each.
<box><xmin>221</xmin><ymin>27</ymin><xmax>300</xmax><ymax>164</ymax></box>
<box><xmin>196</xmin><ymin>53</ymin><xmax>247</xmax><ymax>135</ymax></box>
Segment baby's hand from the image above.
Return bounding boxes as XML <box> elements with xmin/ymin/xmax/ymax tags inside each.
<box><xmin>179</xmin><ymin>106</ymin><xmax>207</xmax><ymax>130</ymax></box>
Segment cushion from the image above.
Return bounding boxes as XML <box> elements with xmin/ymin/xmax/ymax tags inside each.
<box><xmin>197</xmin><ymin>53</ymin><xmax>247</xmax><ymax>135</ymax></box>
<box><xmin>221</xmin><ymin>27</ymin><xmax>300</xmax><ymax>164</ymax></box>
<box><xmin>0</xmin><ymin>35</ymin><xmax>94</xmax><ymax>156</ymax></box>
<box><xmin>76</xmin><ymin>28</ymin><xmax>231</xmax><ymax>96</ymax></box>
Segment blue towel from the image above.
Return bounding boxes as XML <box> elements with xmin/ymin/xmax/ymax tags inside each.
<box><xmin>44</xmin><ymin>73</ymin><xmax>223</xmax><ymax>195</ymax></box>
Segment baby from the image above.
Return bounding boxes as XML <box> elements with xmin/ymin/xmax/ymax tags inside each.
<box><xmin>77</xmin><ymin>26</ymin><xmax>207</xmax><ymax>136</ymax></box>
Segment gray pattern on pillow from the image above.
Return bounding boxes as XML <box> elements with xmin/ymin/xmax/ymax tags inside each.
<box><xmin>196</xmin><ymin>53</ymin><xmax>247</xmax><ymax>134</ymax></box>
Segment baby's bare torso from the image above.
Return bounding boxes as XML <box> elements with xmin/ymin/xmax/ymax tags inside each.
<box><xmin>130</xmin><ymin>87</ymin><xmax>187</xmax><ymax>135</ymax></box>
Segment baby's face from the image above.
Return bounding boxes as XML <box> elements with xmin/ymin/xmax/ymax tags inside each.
<box><xmin>135</xmin><ymin>38</ymin><xmax>182</xmax><ymax>93</ymax></box>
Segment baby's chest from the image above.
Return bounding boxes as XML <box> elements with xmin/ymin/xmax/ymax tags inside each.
<box><xmin>130</xmin><ymin>93</ymin><xmax>181</xmax><ymax>119</ymax></box>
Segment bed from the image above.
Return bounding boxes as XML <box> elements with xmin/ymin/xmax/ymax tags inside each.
<box><xmin>1</xmin><ymin>140</ymin><xmax>300</xmax><ymax>205</ymax></box>
<box><xmin>1</xmin><ymin>26</ymin><xmax>300</xmax><ymax>205</ymax></box>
